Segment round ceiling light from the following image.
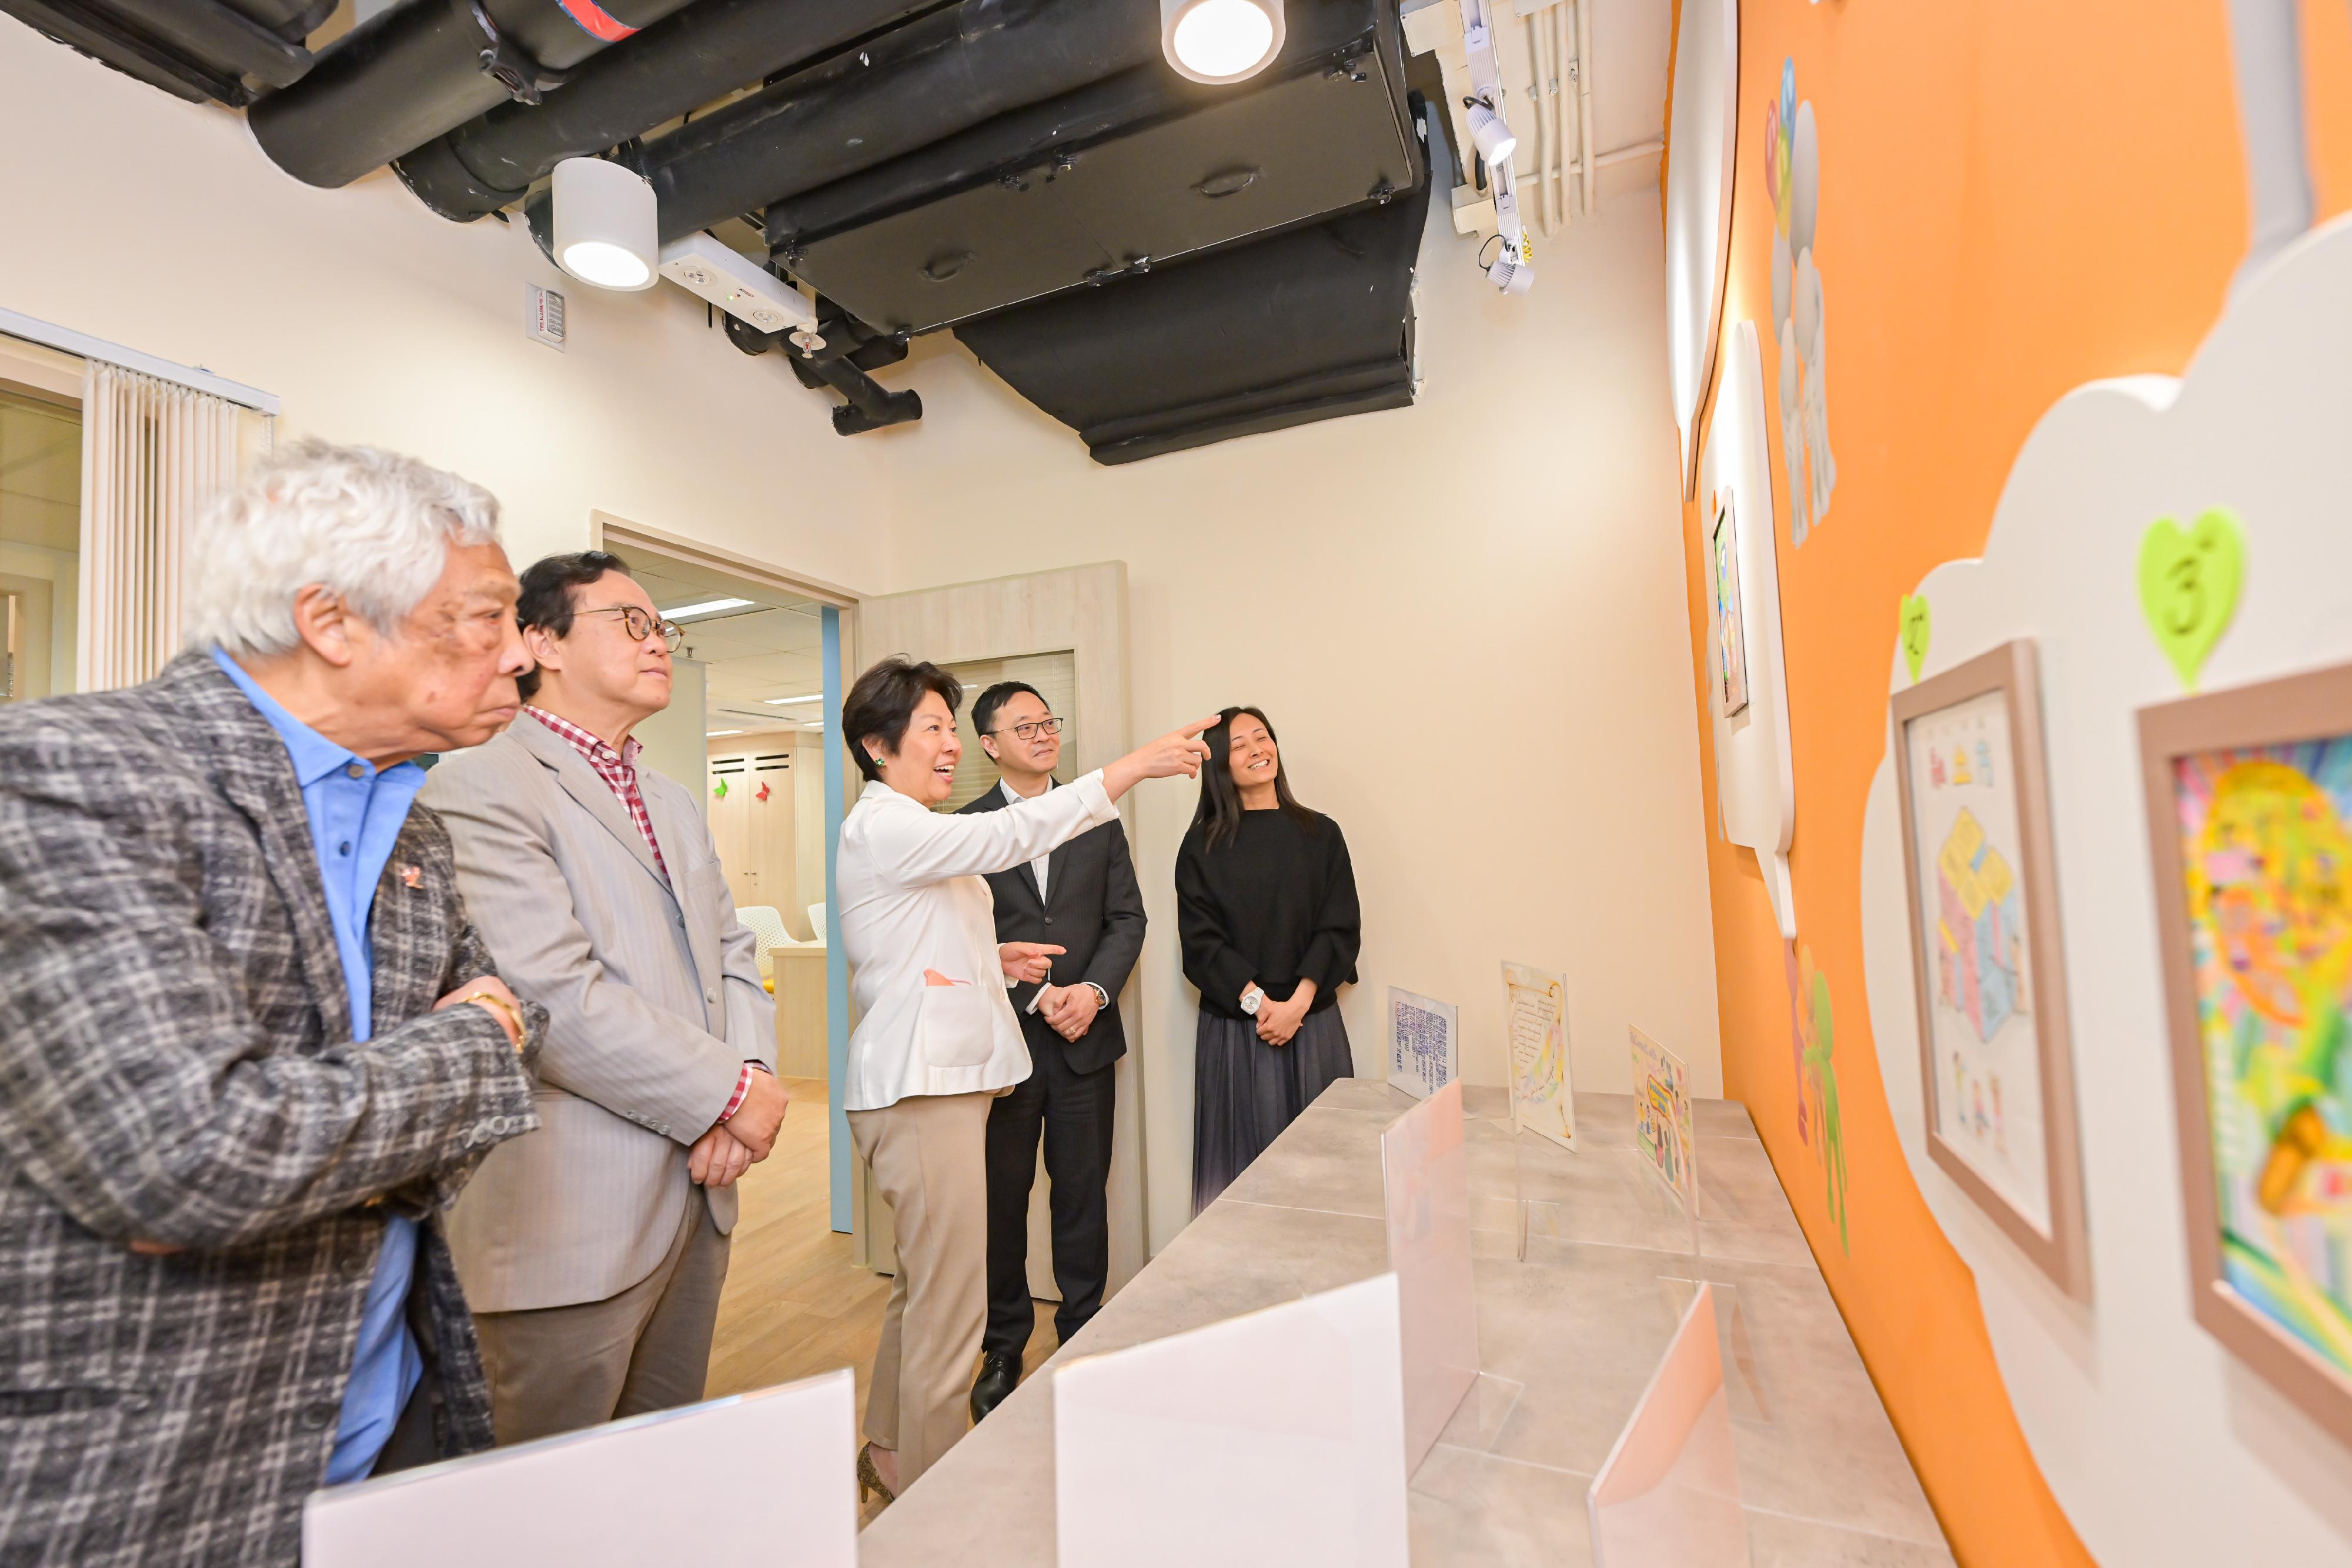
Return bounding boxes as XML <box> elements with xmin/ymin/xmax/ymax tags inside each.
<box><xmin>552</xmin><ymin>156</ymin><xmax>658</xmax><ymax>292</ymax></box>
<box><xmin>1161</xmin><ymin>0</ymin><xmax>1283</xmax><ymax>85</ymax></box>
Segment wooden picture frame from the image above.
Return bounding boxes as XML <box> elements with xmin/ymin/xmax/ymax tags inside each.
<box><xmin>1891</xmin><ymin>640</ymin><xmax>2089</xmax><ymax>1299</ymax></box>
<box><xmin>2141</xmin><ymin>659</ymin><xmax>2352</xmax><ymax>1449</ymax></box>
<box><xmin>1707</xmin><ymin>487</ymin><xmax>1751</xmax><ymax>718</ymax></box>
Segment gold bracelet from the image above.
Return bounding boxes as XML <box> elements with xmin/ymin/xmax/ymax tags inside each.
<box><xmin>463</xmin><ymin>991</ymin><xmax>525</xmax><ymax>1046</ymax></box>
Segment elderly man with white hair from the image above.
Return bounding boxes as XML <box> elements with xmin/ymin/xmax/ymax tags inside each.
<box><xmin>0</xmin><ymin>439</ymin><xmax>549</xmax><ymax>1566</ymax></box>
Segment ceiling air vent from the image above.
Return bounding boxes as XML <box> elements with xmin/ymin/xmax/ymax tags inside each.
<box><xmin>526</xmin><ymin>283</ymin><xmax>566</xmax><ymax>351</ymax></box>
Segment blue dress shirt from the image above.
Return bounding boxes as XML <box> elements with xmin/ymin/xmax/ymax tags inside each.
<box><xmin>210</xmin><ymin>648</ymin><xmax>430</xmax><ymax>1483</ymax></box>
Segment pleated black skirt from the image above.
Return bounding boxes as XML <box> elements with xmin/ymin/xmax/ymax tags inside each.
<box><xmin>1191</xmin><ymin>1005</ymin><xmax>1355</xmax><ymax>1215</ymax></box>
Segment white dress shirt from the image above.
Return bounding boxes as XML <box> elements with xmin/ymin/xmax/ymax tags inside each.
<box><xmin>837</xmin><ymin>770</ymin><xmax>1118</xmax><ymax>1112</ymax></box>
<box><xmin>1000</xmin><ymin>775</ymin><xmax>1051</xmax><ymax>902</ymax></box>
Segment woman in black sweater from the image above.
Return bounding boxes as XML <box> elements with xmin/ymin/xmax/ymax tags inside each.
<box><xmin>1176</xmin><ymin>706</ymin><xmax>1361</xmax><ymax>1213</ymax></box>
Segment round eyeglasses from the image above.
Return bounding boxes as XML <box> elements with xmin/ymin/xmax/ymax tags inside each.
<box><xmin>579</xmin><ymin>604</ymin><xmax>684</xmax><ymax>651</ymax></box>
<box><xmin>988</xmin><ymin>716</ymin><xmax>1064</xmax><ymax>741</ymax></box>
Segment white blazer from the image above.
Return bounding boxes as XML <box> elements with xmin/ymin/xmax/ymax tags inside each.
<box><xmin>838</xmin><ymin>770</ymin><xmax>1119</xmax><ymax>1111</ymax></box>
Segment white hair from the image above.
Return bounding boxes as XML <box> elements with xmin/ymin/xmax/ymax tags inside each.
<box><xmin>184</xmin><ymin>438</ymin><xmax>503</xmax><ymax>658</ymax></box>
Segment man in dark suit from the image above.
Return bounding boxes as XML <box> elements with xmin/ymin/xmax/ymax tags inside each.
<box><xmin>958</xmin><ymin>681</ymin><xmax>1146</xmax><ymax>1420</ymax></box>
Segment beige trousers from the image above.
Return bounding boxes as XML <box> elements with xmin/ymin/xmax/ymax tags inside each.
<box><xmin>472</xmin><ymin>1191</ymin><xmax>731</xmax><ymax>1446</ymax></box>
<box><xmin>849</xmin><ymin>1090</ymin><xmax>994</xmax><ymax>1487</ymax></box>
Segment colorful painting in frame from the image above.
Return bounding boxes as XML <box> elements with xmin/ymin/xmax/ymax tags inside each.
<box><xmin>1629</xmin><ymin>1026</ymin><xmax>1697</xmax><ymax>1218</ymax></box>
<box><xmin>1708</xmin><ymin>487</ymin><xmax>1751</xmax><ymax>718</ymax></box>
<box><xmin>2143</xmin><ymin>660</ymin><xmax>2352</xmax><ymax>1446</ymax></box>
<box><xmin>1890</xmin><ymin>640</ymin><xmax>2089</xmax><ymax>1298</ymax></box>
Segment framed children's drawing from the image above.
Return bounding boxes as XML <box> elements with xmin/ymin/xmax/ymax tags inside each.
<box><xmin>1706</xmin><ymin>487</ymin><xmax>1751</xmax><ymax>718</ymax></box>
<box><xmin>1890</xmin><ymin>639</ymin><xmax>2089</xmax><ymax>1299</ymax></box>
<box><xmin>2141</xmin><ymin>658</ymin><xmax>2352</xmax><ymax>1447</ymax></box>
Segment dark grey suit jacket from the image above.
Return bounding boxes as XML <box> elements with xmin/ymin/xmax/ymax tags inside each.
<box><xmin>0</xmin><ymin>652</ymin><xmax>545</xmax><ymax>1566</ymax></box>
<box><xmin>957</xmin><ymin>780</ymin><xmax>1146</xmax><ymax>1076</ymax></box>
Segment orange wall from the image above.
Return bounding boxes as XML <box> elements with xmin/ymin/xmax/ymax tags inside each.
<box><xmin>1669</xmin><ymin>2</ymin><xmax>2352</xmax><ymax>1564</ymax></box>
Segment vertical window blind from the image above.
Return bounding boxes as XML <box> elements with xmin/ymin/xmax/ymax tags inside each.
<box><xmin>77</xmin><ymin>362</ymin><xmax>260</xmax><ymax>691</ymax></box>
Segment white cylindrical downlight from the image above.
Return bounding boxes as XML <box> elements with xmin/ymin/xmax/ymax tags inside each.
<box><xmin>1160</xmin><ymin>0</ymin><xmax>1284</xmax><ymax>85</ymax></box>
<box><xmin>552</xmin><ymin>157</ymin><xmax>659</xmax><ymax>292</ymax></box>
<box><xmin>1467</xmin><ymin>100</ymin><xmax>1518</xmax><ymax>167</ymax></box>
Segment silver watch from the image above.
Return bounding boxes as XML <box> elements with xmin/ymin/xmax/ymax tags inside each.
<box><xmin>1240</xmin><ymin>985</ymin><xmax>1265</xmax><ymax>1016</ymax></box>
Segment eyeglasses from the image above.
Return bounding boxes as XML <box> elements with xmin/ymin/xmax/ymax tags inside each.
<box><xmin>987</xmin><ymin>716</ymin><xmax>1063</xmax><ymax>742</ymax></box>
<box><xmin>579</xmin><ymin>605</ymin><xmax>684</xmax><ymax>651</ymax></box>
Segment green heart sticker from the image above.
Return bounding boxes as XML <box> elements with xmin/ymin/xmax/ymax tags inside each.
<box><xmin>2139</xmin><ymin>509</ymin><xmax>2245</xmax><ymax>690</ymax></box>
<box><xmin>1899</xmin><ymin>594</ymin><xmax>1931</xmax><ymax>684</ymax></box>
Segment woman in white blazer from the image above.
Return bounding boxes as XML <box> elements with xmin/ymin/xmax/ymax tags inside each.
<box><xmin>838</xmin><ymin>657</ymin><xmax>1209</xmax><ymax>1501</ymax></box>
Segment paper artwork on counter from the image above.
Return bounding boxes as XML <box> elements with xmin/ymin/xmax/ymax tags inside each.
<box><xmin>1586</xmin><ymin>1283</ymin><xmax>1751</xmax><ymax>1567</ymax></box>
<box><xmin>1630</xmin><ymin>1026</ymin><xmax>1698</xmax><ymax>1217</ymax></box>
<box><xmin>1388</xmin><ymin>987</ymin><xmax>1458</xmax><ymax>1101</ymax></box>
<box><xmin>1054</xmin><ymin>1273</ymin><xmax>1411</xmax><ymax>1568</ymax></box>
<box><xmin>1502</xmin><ymin>960</ymin><xmax>1576</xmax><ymax>1149</ymax></box>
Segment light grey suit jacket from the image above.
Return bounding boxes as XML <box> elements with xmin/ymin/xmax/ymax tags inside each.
<box><xmin>420</xmin><ymin>714</ymin><xmax>776</xmax><ymax>1313</ymax></box>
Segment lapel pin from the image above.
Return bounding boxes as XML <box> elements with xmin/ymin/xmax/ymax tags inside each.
<box><xmin>398</xmin><ymin>864</ymin><xmax>423</xmax><ymax>890</ymax></box>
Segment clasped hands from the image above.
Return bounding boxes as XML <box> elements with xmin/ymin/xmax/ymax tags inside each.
<box><xmin>689</xmin><ymin>1064</ymin><xmax>790</xmax><ymax>1190</ymax></box>
<box><xmin>1248</xmin><ymin>978</ymin><xmax>1316</xmax><ymax>1048</ymax></box>
<box><xmin>999</xmin><ymin>942</ymin><xmax>1100</xmax><ymax>1042</ymax></box>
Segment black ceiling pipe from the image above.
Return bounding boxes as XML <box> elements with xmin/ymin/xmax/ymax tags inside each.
<box><xmin>393</xmin><ymin>0</ymin><xmax>937</xmax><ymax>222</ymax></box>
<box><xmin>634</xmin><ymin>0</ymin><xmax>1164</xmax><ymax>245</ymax></box>
<box><xmin>246</xmin><ymin>0</ymin><xmax>704</xmax><ymax>188</ymax></box>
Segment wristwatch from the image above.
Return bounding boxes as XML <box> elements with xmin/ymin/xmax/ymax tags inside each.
<box><xmin>1240</xmin><ymin>985</ymin><xmax>1265</xmax><ymax>1016</ymax></box>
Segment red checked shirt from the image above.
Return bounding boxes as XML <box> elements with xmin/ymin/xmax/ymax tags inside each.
<box><xmin>523</xmin><ymin>707</ymin><xmax>763</xmax><ymax>1123</ymax></box>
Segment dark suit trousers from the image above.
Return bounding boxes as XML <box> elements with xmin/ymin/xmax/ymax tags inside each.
<box><xmin>983</xmin><ymin>1026</ymin><xmax>1116</xmax><ymax>1359</ymax></box>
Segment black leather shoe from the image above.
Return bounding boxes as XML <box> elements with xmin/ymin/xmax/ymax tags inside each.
<box><xmin>970</xmin><ymin>1352</ymin><xmax>1019</xmax><ymax>1423</ymax></box>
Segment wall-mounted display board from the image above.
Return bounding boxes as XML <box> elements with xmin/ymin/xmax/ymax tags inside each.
<box><xmin>1890</xmin><ymin>640</ymin><xmax>2089</xmax><ymax>1300</ymax></box>
<box><xmin>1665</xmin><ymin>0</ymin><xmax>1738</xmax><ymax>496</ymax></box>
<box><xmin>2141</xmin><ymin>660</ymin><xmax>2352</xmax><ymax>1449</ymax></box>
<box><xmin>1699</xmin><ymin>321</ymin><xmax>1798</xmax><ymax>938</ymax></box>
<box><xmin>1857</xmin><ymin>215</ymin><xmax>2352</xmax><ymax>1564</ymax></box>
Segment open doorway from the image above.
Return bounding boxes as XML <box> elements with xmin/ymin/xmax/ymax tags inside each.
<box><xmin>1</xmin><ymin>356</ymin><xmax>85</xmax><ymax>704</ymax></box>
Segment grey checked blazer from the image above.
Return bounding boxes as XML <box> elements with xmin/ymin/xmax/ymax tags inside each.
<box><xmin>420</xmin><ymin>713</ymin><xmax>776</xmax><ymax>1314</ymax></box>
<box><xmin>0</xmin><ymin>652</ymin><xmax>546</xmax><ymax>1567</ymax></box>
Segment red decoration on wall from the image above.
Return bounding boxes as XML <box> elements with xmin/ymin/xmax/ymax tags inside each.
<box><xmin>756</xmin><ymin>781</ymin><xmax>772</xmax><ymax>803</ymax></box>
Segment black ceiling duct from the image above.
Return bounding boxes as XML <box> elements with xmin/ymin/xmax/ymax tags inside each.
<box><xmin>537</xmin><ymin>0</ymin><xmax>1175</xmax><ymax>250</ymax></box>
<box><xmin>246</xmin><ymin>0</ymin><xmax>705</xmax><ymax>188</ymax></box>
<box><xmin>767</xmin><ymin>5</ymin><xmax>1411</xmax><ymax>337</ymax></box>
<box><xmin>3</xmin><ymin>0</ymin><xmax>326</xmax><ymax>104</ymax></box>
<box><xmin>392</xmin><ymin>0</ymin><xmax>936</xmax><ymax>223</ymax></box>
<box><xmin>955</xmin><ymin>131</ymin><xmax>1432</xmax><ymax>465</ymax></box>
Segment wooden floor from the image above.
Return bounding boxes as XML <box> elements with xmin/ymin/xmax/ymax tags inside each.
<box><xmin>704</xmin><ymin>1078</ymin><xmax>1057</xmax><ymax>1516</ymax></box>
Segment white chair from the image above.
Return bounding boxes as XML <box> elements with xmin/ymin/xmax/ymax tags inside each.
<box><xmin>805</xmin><ymin>902</ymin><xmax>828</xmax><ymax>945</ymax></box>
<box><xmin>736</xmin><ymin>905</ymin><xmax>790</xmax><ymax>983</ymax></box>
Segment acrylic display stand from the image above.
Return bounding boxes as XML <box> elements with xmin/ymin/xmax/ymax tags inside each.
<box><xmin>1587</xmin><ymin>1282</ymin><xmax>1752</xmax><ymax>1567</ymax></box>
<box><xmin>1053</xmin><ymin>1273</ymin><xmax>1411</xmax><ymax>1568</ymax></box>
<box><xmin>302</xmin><ymin>1368</ymin><xmax>857</xmax><ymax>1568</ymax></box>
<box><xmin>1380</xmin><ymin>1077</ymin><xmax>1481</xmax><ymax>1470</ymax></box>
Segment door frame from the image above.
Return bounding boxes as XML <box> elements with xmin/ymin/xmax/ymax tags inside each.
<box><xmin>592</xmin><ymin>510</ymin><xmax>868</xmax><ymax>1232</ymax></box>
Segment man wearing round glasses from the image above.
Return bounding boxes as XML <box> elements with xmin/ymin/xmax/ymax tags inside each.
<box><xmin>958</xmin><ymin>681</ymin><xmax>1146</xmax><ymax>1420</ymax></box>
<box><xmin>420</xmin><ymin>551</ymin><xmax>784</xmax><ymax>1444</ymax></box>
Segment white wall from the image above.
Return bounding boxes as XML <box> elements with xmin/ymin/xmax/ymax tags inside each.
<box><xmin>877</xmin><ymin>188</ymin><xmax>1721</xmax><ymax>1247</ymax></box>
<box><xmin>0</xmin><ymin>18</ymin><xmax>890</xmax><ymax>592</ymax></box>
